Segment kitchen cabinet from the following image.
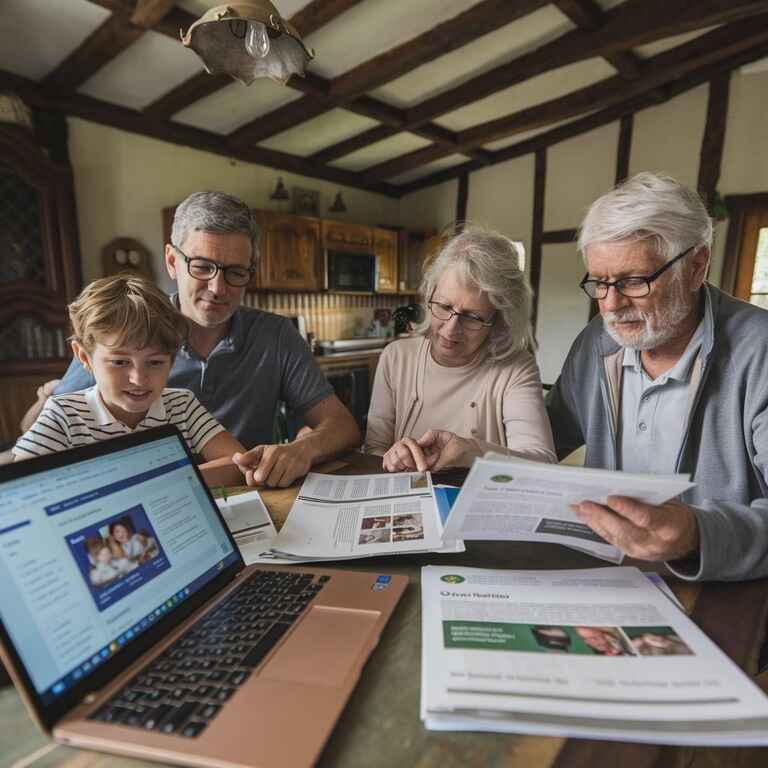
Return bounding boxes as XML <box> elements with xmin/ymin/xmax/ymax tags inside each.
<box><xmin>321</xmin><ymin>220</ymin><xmax>373</xmax><ymax>250</ymax></box>
<box><xmin>254</xmin><ymin>211</ymin><xmax>322</xmax><ymax>291</ymax></box>
<box><xmin>373</xmin><ymin>227</ymin><xmax>398</xmax><ymax>293</ymax></box>
<box><xmin>397</xmin><ymin>228</ymin><xmax>438</xmax><ymax>293</ymax></box>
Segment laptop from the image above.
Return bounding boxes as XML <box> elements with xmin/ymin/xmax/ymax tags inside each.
<box><xmin>0</xmin><ymin>425</ymin><xmax>407</xmax><ymax>767</ymax></box>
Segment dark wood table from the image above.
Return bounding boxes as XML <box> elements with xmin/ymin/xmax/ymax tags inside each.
<box><xmin>3</xmin><ymin>453</ymin><xmax>768</xmax><ymax>768</ymax></box>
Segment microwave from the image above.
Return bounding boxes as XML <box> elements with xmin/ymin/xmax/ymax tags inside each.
<box><xmin>325</xmin><ymin>249</ymin><xmax>376</xmax><ymax>293</ymax></box>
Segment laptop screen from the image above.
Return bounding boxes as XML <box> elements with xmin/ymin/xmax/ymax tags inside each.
<box><xmin>0</xmin><ymin>431</ymin><xmax>240</xmax><ymax>708</ymax></box>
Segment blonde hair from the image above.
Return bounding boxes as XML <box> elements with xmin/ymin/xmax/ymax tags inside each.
<box><xmin>68</xmin><ymin>274</ymin><xmax>188</xmax><ymax>354</ymax></box>
<box><xmin>416</xmin><ymin>225</ymin><xmax>534</xmax><ymax>360</ymax></box>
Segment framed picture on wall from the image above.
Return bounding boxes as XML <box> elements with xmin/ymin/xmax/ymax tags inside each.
<box><xmin>293</xmin><ymin>187</ymin><xmax>320</xmax><ymax>217</ymax></box>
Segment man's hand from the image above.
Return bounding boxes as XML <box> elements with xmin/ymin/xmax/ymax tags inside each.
<box><xmin>233</xmin><ymin>441</ymin><xmax>314</xmax><ymax>488</ymax></box>
<box><xmin>20</xmin><ymin>379</ymin><xmax>60</xmax><ymax>433</ymax></box>
<box><xmin>571</xmin><ymin>496</ymin><xmax>699</xmax><ymax>562</ymax></box>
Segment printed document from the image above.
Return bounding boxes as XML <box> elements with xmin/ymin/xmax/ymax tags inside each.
<box><xmin>216</xmin><ymin>490</ymin><xmax>279</xmax><ymax>565</ymax></box>
<box><xmin>270</xmin><ymin>471</ymin><xmax>461</xmax><ymax>560</ymax></box>
<box><xmin>442</xmin><ymin>456</ymin><xmax>694</xmax><ymax>563</ymax></box>
<box><xmin>421</xmin><ymin>565</ymin><xmax>768</xmax><ymax>745</ymax></box>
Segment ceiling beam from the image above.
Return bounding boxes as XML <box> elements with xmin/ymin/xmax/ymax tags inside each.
<box><xmin>310</xmin><ymin>0</ymin><xmax>764</xmax><ymax>166</ymax></box>
<box><xmin>142</xmin><ymin>0</ymin><xmax>362</xmax><ymax>120</ymax></box>
<box><xmin>552</xmin><ymin>0</ymin><xmax>641</xmax><ymax>78</ymax></box>
<box><xmin>228</xmin><ymin>0</ymin><xmax>549</xmax><ymax>147</ymax></box>
<box><xmin>130</xmin><ymin>0</ymin><xmax>177</xmax><ymax>28</ymax></box>
<box><xmin>362</xmin><ymin>16</ymin><xmax>768</xmax><ymax>182</ymax></box>
<box><xmin>398</xmin><ymin>38</ymin><xmax>768</xmax><ymax>196</ymax></box>
<box><xmin>46</xmin><ymin>1</ymin><xmax>177</xmax><ymax>91</ymax></box>
<box><xmin>0</xmin><ymin>68</ymin><xmax>400</xmax><ymax>198</ymax></box>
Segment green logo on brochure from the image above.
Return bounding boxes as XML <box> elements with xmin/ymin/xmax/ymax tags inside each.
<box><xmin>441</xmin><ymin>575</ymin><xmax>466</xmax><ymax>584</ymax></box>
<box><xmin>490</xmin><ymin>474</ymin><xmax>513</xmax><ymax>483</ymax></box>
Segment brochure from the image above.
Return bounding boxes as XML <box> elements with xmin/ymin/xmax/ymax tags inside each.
<box><xmin>420</xmin><ymin>565</ymin><xmax>768</xmax><ymax>745</ymax></box>
<box><xmin>442</xmin><ymin>456</ymin><xmax>694</xmax><ymax>563</ymax></box>
<box><xmin>269</xmin><ymin>471</ymin><xmax>463</xmax><ymax>560</ymax></box>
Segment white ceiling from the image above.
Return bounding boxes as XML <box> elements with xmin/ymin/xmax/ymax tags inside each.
<box><xmin>0</xmin><ymin>0</ymin><xmax>733</xmax><ymax>187</ymax></box>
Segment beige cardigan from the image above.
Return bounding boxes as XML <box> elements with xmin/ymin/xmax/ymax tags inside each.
<box><xmin>365</xmin><ymin>336</ymin><xmax>556</xmax><ymax>465</ymax></box>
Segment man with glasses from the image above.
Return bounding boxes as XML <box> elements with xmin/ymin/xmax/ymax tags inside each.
<box><xmin>25</xmin><ymin>191</ymin><xmax>360</xmax><ymax>487</ymax></box>
<box><xmin>547</xmin><ymin>172</ymin><xmax>768</xmax><ymax>581</ymax></box>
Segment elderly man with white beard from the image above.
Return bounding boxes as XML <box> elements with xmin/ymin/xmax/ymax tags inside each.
<box><xmin>546</xmin><ymin>172</ymin><xmax>768</xmax><ymax>581</ymax></box>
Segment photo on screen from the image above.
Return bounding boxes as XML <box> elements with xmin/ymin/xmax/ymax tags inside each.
<box><xmin>66</xmin><ymin>504</ymin><xmax>170</xmax><ymax>612</ymax></box>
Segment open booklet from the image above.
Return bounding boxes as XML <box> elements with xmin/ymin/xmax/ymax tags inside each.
<box><xmin>421</xmin><ymin>565</ymin><xmax>768</xmax><ymax>745</ymax></box>
<box><xmin>268</xmin><ymin>471</ymin><xmax>463</xmax><ymax>561</ymax></box>
<box><xmin>441</xmin><ymin>455</ymin><xmax>694</xmax><ymax>563</ymax></box>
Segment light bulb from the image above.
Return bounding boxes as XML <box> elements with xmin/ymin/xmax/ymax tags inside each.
<box><xmin>245</xmin><ymin>22</ymin><xmax>270</xmax><ymax>59</ymax></box>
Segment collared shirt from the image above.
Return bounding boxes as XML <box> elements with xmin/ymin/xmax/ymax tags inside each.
<box><xmin>53</xmin><ymin>304</ymin><xmax>334</xmax><ymax>448</ymax></box>
<box><xmin>618</xmin><ymin>321</ymin><xmax>704</xmax><ymax>474</ymax></box>
<box><xmin>13</xmin><ymin>386</ymin><xmax>224</xmax><ymax>459</ymax></box>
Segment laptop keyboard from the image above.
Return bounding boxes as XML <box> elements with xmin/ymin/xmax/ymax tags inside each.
<box><xmin>90</xmin><ymin>570</ymin><xmax>329</xmax><ymax>738</ymax></box>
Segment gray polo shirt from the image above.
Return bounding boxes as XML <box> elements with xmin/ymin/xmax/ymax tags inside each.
<box><xmin>53</xmin><ymin>305</ymin><xmax>333</xmax><ymax>448</ymax></box>
<box><xmin>618</xmin><ymin>321</ymin><xmax>704</xmax><ymax>474</ymax></box>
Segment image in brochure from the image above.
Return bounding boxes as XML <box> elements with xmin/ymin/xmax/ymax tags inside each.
<box><xmin>66</xmin><ymin>504</ymin><xmax>169</xmax><ymax>612</ymax></box>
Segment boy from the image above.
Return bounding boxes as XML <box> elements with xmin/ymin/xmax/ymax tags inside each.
<box><xmin>14</xmin><ymin>274</ymin><xmax>245</xmax><ymax>486</ymax></box>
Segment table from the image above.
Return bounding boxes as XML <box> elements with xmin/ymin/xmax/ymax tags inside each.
<box><xmin>3</xmin><ymin>453</ymin><xmax>768</xmax><ymax>768</ymax></box>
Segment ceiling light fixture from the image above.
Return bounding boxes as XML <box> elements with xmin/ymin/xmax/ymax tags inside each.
<box><xmin>181</xmin><ymin>2</ymin><xmax>314</xmax><ymax>86</ymax></box>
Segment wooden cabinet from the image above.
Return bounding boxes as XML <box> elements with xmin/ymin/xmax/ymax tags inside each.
<box><xmin>0</xmin><ymin>124</ymin><xmax>81</xmax><ymax>447</ymax></box>
<box><xmin>373</xmin><ymin>228</ymin><xmax>398</xmax><ymax>293</ymax></box>
<box><xmin>397</xmin><ymin>228</ymin><xmax>438</xmax><ymax>293</ymax></box>
<box><xmin>321</xmin><ymin>220</ymin><xmax>373</xmax><ymax>250</ymax></box>
<box><xmin>255</xmin><ymin>211</ymin><xmax>322</xmax><ymax>291</ymax></box>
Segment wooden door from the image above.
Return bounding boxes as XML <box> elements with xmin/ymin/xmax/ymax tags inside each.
<box><xmin>373</xmin><ymin>228</ymin><xmax>398</xmax><ymax>293</ymax></box>
<box><xmin>256</xmin><ymin>212</ymin><xmax>322</xmax><ymax>291</ymax></box>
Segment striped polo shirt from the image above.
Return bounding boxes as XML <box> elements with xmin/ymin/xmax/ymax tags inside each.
<box><xmin>13</xmin><ymin>386</ymin><xmax>225</xmax><ymax>460</ymax></box>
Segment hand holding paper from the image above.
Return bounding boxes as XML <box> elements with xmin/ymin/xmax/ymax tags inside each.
<box><xmin>573</xmin><ymin>496</ymin><xmax>700</xmax><ymax>562</ymax></box>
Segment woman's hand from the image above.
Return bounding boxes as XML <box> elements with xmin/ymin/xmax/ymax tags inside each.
<box><xmin>416</xmin><ymin>429</ymin><xmax>480</xmax><ymax>471</ymax></box>
<box><xmin>382</xmin><ymin>430</ymin><xmax>480</xmax><ymax>472</ymax></box>
<box><xmin>382</xmin><ymin>437</ymin><xmax>430</xmax><ymax>472</ymax></box>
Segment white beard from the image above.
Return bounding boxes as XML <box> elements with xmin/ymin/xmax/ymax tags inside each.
<box><xmin>602</xmin><ymin>275</ymin><xmax>694</xmax><ymax>350</ymax></box>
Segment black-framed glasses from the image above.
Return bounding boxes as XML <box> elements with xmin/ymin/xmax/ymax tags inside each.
<box><xmin>427</xmin><ymin>298</ymin><xmax>496</xmax><ymax>331</ymax></box>
<box><xmin>173</xmin><ymin>244</ymin><xmax>255</xmax><ymax>287</ymax></box>
<box><xmin>579</xmin><ymin>245</ymin><xmax>696</xmax><ymax>300</ymax></box>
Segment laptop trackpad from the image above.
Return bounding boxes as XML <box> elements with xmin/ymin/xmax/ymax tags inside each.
<box><xmin>259</xmin><ymin>606</ymin><xmax>380</xmax><ymax>687</ymax></box>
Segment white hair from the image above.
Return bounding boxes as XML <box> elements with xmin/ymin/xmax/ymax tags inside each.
<box><xmin>416</xmin><ymin>226</ymin><xmax>534</xmax><ymax>360</ymax></box>
<box><xmin>578</xmin><ymin>172</ymin><xmax>713</xmax><ymax>268</ymax></box>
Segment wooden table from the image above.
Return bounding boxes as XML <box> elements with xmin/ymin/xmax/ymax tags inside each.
<box><xmin>3</xmin><ymin>453</ymin><xmax>768</xmax><ymax>768</ymax></box>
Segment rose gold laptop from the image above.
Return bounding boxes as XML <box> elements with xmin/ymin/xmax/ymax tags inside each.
<box><xmin>0</xmin><ymin>426</ymin><xmax>406</xmax><ymax>767</ymax></box>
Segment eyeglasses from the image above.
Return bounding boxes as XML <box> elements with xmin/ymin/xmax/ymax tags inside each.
<box><xmin>427</xmin><ymin>299</ymin><xmax>495</xmax><ymax>331</ymax></box>
<box><xmin>173</xmin><ymin>244</ymin><xmax>255</xmax><ymax>288</ymax></box>
<box><xmin>579</xmin><ymin>245</ymin><xmax>696</xmax><ymax>300</ymax></box>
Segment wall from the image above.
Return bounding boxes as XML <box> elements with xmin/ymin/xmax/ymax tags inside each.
<box><xmin>67</xmin><ymin>118</ymin><xmax>402</xmax><ymax>294</ymax></box>
<box><xmin>399</xmin><ymin>68</ymin><xmax>768</xmax><ymax>383</ymax></box>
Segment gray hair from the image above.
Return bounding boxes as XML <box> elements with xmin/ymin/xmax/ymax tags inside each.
<box><xmin>417</xmin><ymin>226</ymin><xmax>534</xmax><ymax>360</ymax></box>
<box><xmin>578</xmin><ymin>172</ymin><xmax>713</xmax><ymax>268</ymax></box>
<box><xmin>171</xmin><ymin>191</ymin><xmax>260</xmax><ymax>262</ymax></box>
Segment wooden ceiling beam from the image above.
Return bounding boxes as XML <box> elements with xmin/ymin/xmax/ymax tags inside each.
<box><xmin>553</xmin><ymin>0</ymin><xmax>641</xmax><ymax>78</ymax></box>
<box><xmin>228</xmin><ymin>0</ymin><xmax>549</xmax><ymax>147</ymax></box>
<box><xmin>309</xmin><ymin>0</ymin><xmax>763</xmax><ymax>166</ymax></box>
<box><xmin>398</xmin><ymin>38</ymin><xmax>768</xmax><ymax>196</ymax></box>
<box><xmin>44</xmin><ymin>12</ymin><xmax>144</xmax><ymax>91</ymax></box>
<box><xmin>130</xmin><ymin>0</ymin><xmax>177</xmax><ymax>28</ymax></box>
<box><xmin>0</xmin><ymin>68</ymin><xmax>400</xmax><ymax>198</ymax></box>
<box><xmin>47</xmin><ymin>1</ymin><xmax>178</xmax><ymax>91</ymax></box>
<box><xmin>142</xmin><ymin>0</ymin><xmax>362</xmax><ymax>120</ymax></box>
<box><xmin>363</xmin><ymin>16</ymin><xmax>768</xmax><ymax>182</ymax></box>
